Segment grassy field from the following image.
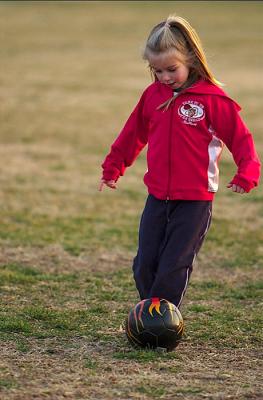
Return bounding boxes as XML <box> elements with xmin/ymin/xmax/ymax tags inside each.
<box><xmin>0</xmin><ymin>1</ymin><xmax>262</xmax><ymax>399</ymax></box>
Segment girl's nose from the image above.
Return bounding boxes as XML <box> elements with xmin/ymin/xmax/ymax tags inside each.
<box><xmin>163</xmin><ymin>73</ymin><xmax>172</xmax><ymax>83</ymax></box>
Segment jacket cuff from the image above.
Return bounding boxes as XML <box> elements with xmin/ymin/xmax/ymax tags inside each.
<box><xmin>102</xmin><ymin>167</ymin><xmax>120</xmax><ymax>182</ymax></box>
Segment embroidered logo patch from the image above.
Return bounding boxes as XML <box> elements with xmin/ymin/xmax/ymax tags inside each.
<box><xmin>178</xmin><ymin>101</ymin><xmax>205</xmax><ymax>125</ymax></box>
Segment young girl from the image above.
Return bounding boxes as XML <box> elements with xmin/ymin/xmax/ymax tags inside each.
<box><xmin>99</xmin><ymin>15</ymin><xmax>261</xmax><ymax>308</ymax></box>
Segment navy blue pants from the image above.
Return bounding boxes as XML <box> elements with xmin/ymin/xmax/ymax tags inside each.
<box><xmin>132</xmin><ymin>195</ymin><xmax>212</xmax><ymax>308</ymax></box>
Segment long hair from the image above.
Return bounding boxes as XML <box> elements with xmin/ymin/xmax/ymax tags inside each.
<box><xmin>143</xmin><ymin>15</ymin><xmax>221</xmax><ymax>109</ymax></box>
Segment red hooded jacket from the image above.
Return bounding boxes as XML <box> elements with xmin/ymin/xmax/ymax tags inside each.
<box><xmin>101</xmin><ymin>79</ymin><xmax>261</xmax><ymax>200</ymax></box>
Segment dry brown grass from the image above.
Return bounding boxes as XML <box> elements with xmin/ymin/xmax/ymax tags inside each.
<box><xmin>1</xmin><ymin>327</ymin><xmax>262</xmax><ymax>400</ymax></box>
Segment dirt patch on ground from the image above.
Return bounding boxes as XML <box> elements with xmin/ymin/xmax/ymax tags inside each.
<box><xmin>1</xmin><ymin>244</ymin><xmax>261</xmax><ymax>286</ymax></box>
<box><xmin>0</xmin><ymin>245</ymin><xmax>132</xmax><ymax>274</ymax></box>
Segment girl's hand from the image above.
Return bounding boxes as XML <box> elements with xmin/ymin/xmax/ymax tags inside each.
<box><xmin>98</xmin><ymin>179</ymin><xmax>117</xmax><ymax>191</ymax></box>
<box><xmin>227</xmin><ymin>183</ymin><xmax>245</xmax><ymax>194</ymax></box>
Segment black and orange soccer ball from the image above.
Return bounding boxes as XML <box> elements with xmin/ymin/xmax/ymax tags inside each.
<box><xmin>125</xmin><ymin>298</ymin><xmax>184</xmax><ymax>351</ymax></box>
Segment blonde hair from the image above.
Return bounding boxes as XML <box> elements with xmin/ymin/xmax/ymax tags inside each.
<box><xmin>143</xmin><ymin>15</ymin><xmax>221</xmax><ymax>89</ymax></box>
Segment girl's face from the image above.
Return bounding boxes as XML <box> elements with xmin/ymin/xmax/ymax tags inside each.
<box><xmin>148</xmin><ymin>50</ymin><xmax>190</xmax><ymax>90</ymax></box>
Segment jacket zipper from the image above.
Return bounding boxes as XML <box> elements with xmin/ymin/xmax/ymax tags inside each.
<box><xmin>164</xmin><ymin>82</ymin><xmax>196</xmax><ymax>200</ymax></box>
<box><xmin>167</xmin><ymin>106</ymin><xmax>173</xmax><ymax>200</ymax></box>
<box><xmin>166</xmin><ymin>91</ymin><xmax>182</xmax><ymax>200</ymax></box>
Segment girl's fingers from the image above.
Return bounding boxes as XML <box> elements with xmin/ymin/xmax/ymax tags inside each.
<box><xmin>227</xmin><ymin>183</ymin><xmax>245</xmax><ymax>194</ymax></box>
<box><xmin>98</xmin><ymin>181</ymin><xmax>105</xmax><ymax>191</ymax></box>
<box><xmin>107</xmin><ymin>180</ymin><xmax>117</xmax><ymax>189</ymax></box>
<box><xmin>98</xmin><ymin>180</ymin><xmax>116</xmax><ymax>191</ymax></box>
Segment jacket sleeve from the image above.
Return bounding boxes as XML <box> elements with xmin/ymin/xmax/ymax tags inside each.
<box><xmin>101</xmin><ymin>89</ymin><xmax>149</xmax><ymax>182</ymax></box>
<box><xmin>210</xmin><ymin>96</ymin><xmax>261</xmax><ymax>192</ymax></box>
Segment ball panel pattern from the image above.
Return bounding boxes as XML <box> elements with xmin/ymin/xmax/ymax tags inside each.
<box><xmin>125</xmin><ymin>298</ymin><xmax>184</xmax><ymax>351</ymax></box>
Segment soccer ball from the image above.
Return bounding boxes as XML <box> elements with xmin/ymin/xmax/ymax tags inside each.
<box><xmin>125</xmin><ymin>298</ymin><xmax>184</xmax><ymax>351</ymax></box>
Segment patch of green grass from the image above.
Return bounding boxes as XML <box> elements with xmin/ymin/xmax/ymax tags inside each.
<box><xmin>114</xmin><ymin>349</ymin><xmax>163</xmax><ymax>362</ymax></box>
<box><xmin>207</xmin><ymin>218</ymin><xmax>262</xmax><ymax>269</ymax></box>
<box><xmin>0</xmin><ymin>263</ymin><xmax>79</xmax><ymax>286</ymax></box>
<box><xmin>189</xmin><ymin>280</ymin><xmax>263</xmax><ymax>303</ymax></box>
<box><xmin>0</xmin><ymin>264</ymin><xmax>40</xmax><ymax>285</ymax></box>
<box><xmin>136</xmin><ymin>383</ymin><xmax>167</xmax><ymax>398</ymax></box>
<box><xmin>48</xmin><ymin>162</ymin><xmax>67</xmax><ymax>171</ymax></box>
<box><xmin>242</xmin><ymin>193</ymin><xmax>263</xmax><ymax>204</ymax></box>
<box><xmin>221</xmin><ymin>281</ymin><xmax>263</xmax><ymax>300</ymax></box>
<box><xmin>0</xmin><ymin>211</ymin><xmax>139</xmax><ymax>255</ymax></box>
<box><xmin>113</xmin><ymin>348</ymin><xmax>182</xmax><ymax>362</ymax></box>
<box><xmin>121</xmin><ymin>188</ymin><xmax>145</xmax><ymax>201</ymax></box>
<box><xmin>15</xmin><ymin>339</ymin><xmax>31</xmax><ymax>353</ymax></box>
<box><xmin>83</xmin><ymin>269</ymin><xmax>136</xmax><ymax>304</ymax></box>
<box><xmin>186</xmin><ymin>303</ymin><xmax>262</xmax><ymax>348</ymax></box>
<box><xmin>0</xmin><ymin>316</ymin><xmax>33</xmax><ymax>334</ymax></box>
<box><xmin>188</xmin><ymin>280</ymin><xmax>224</xmax><ymax>301</ymax></box>
<box><xmin>0</xmin><ymin>378</ymin><xmax>18</xmax><ymax>390</ymax></box>
<box><xmin>83</xmin><ymin>357</ymin><xmax>98</xmax><ymax>371</ymax></box>
<box><xmin>177</xmin><ymin>387</ymin><xmax>203</xmax><ymax>395</ymax></box>
<box><xmin>187</xmin><ymin>304</ymin><xmax>212</xmax><ymax>313</ymax></box>
<box><xmin>187</xmin><ymin>279</ymin><xmax>262</xmax><ymax>348</ymax></box>
<box><xmin>1</xmin><ymin>263</ymin><xmax>262</xmax><ymax>349</ymax></box>
<box><xmin>0</xmin><ymin>213</ymin><xmax>96</xmax><ymax>255</ymax></box>
<box><xmin>0</xmin><ymin>296</ymin><xmax>124</xmax><ymax>342</ymax></box>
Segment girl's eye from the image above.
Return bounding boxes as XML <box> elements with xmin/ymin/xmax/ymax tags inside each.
<box><xmin>151</xmin><ymin>68</ymin><xmax>177</xmax><ymax>73</ymax></box>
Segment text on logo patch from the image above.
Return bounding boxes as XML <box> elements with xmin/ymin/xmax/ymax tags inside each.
<box><xmin>178</xmin><ymin>100</ymin><xmax>205</xmax><ymax>125</ymax></box>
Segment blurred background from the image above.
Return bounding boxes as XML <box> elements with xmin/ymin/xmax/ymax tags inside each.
<box><xmin>1</xmin><ymin>1</ymin><xmax>262</xmax><ymax>255</ymax></box>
